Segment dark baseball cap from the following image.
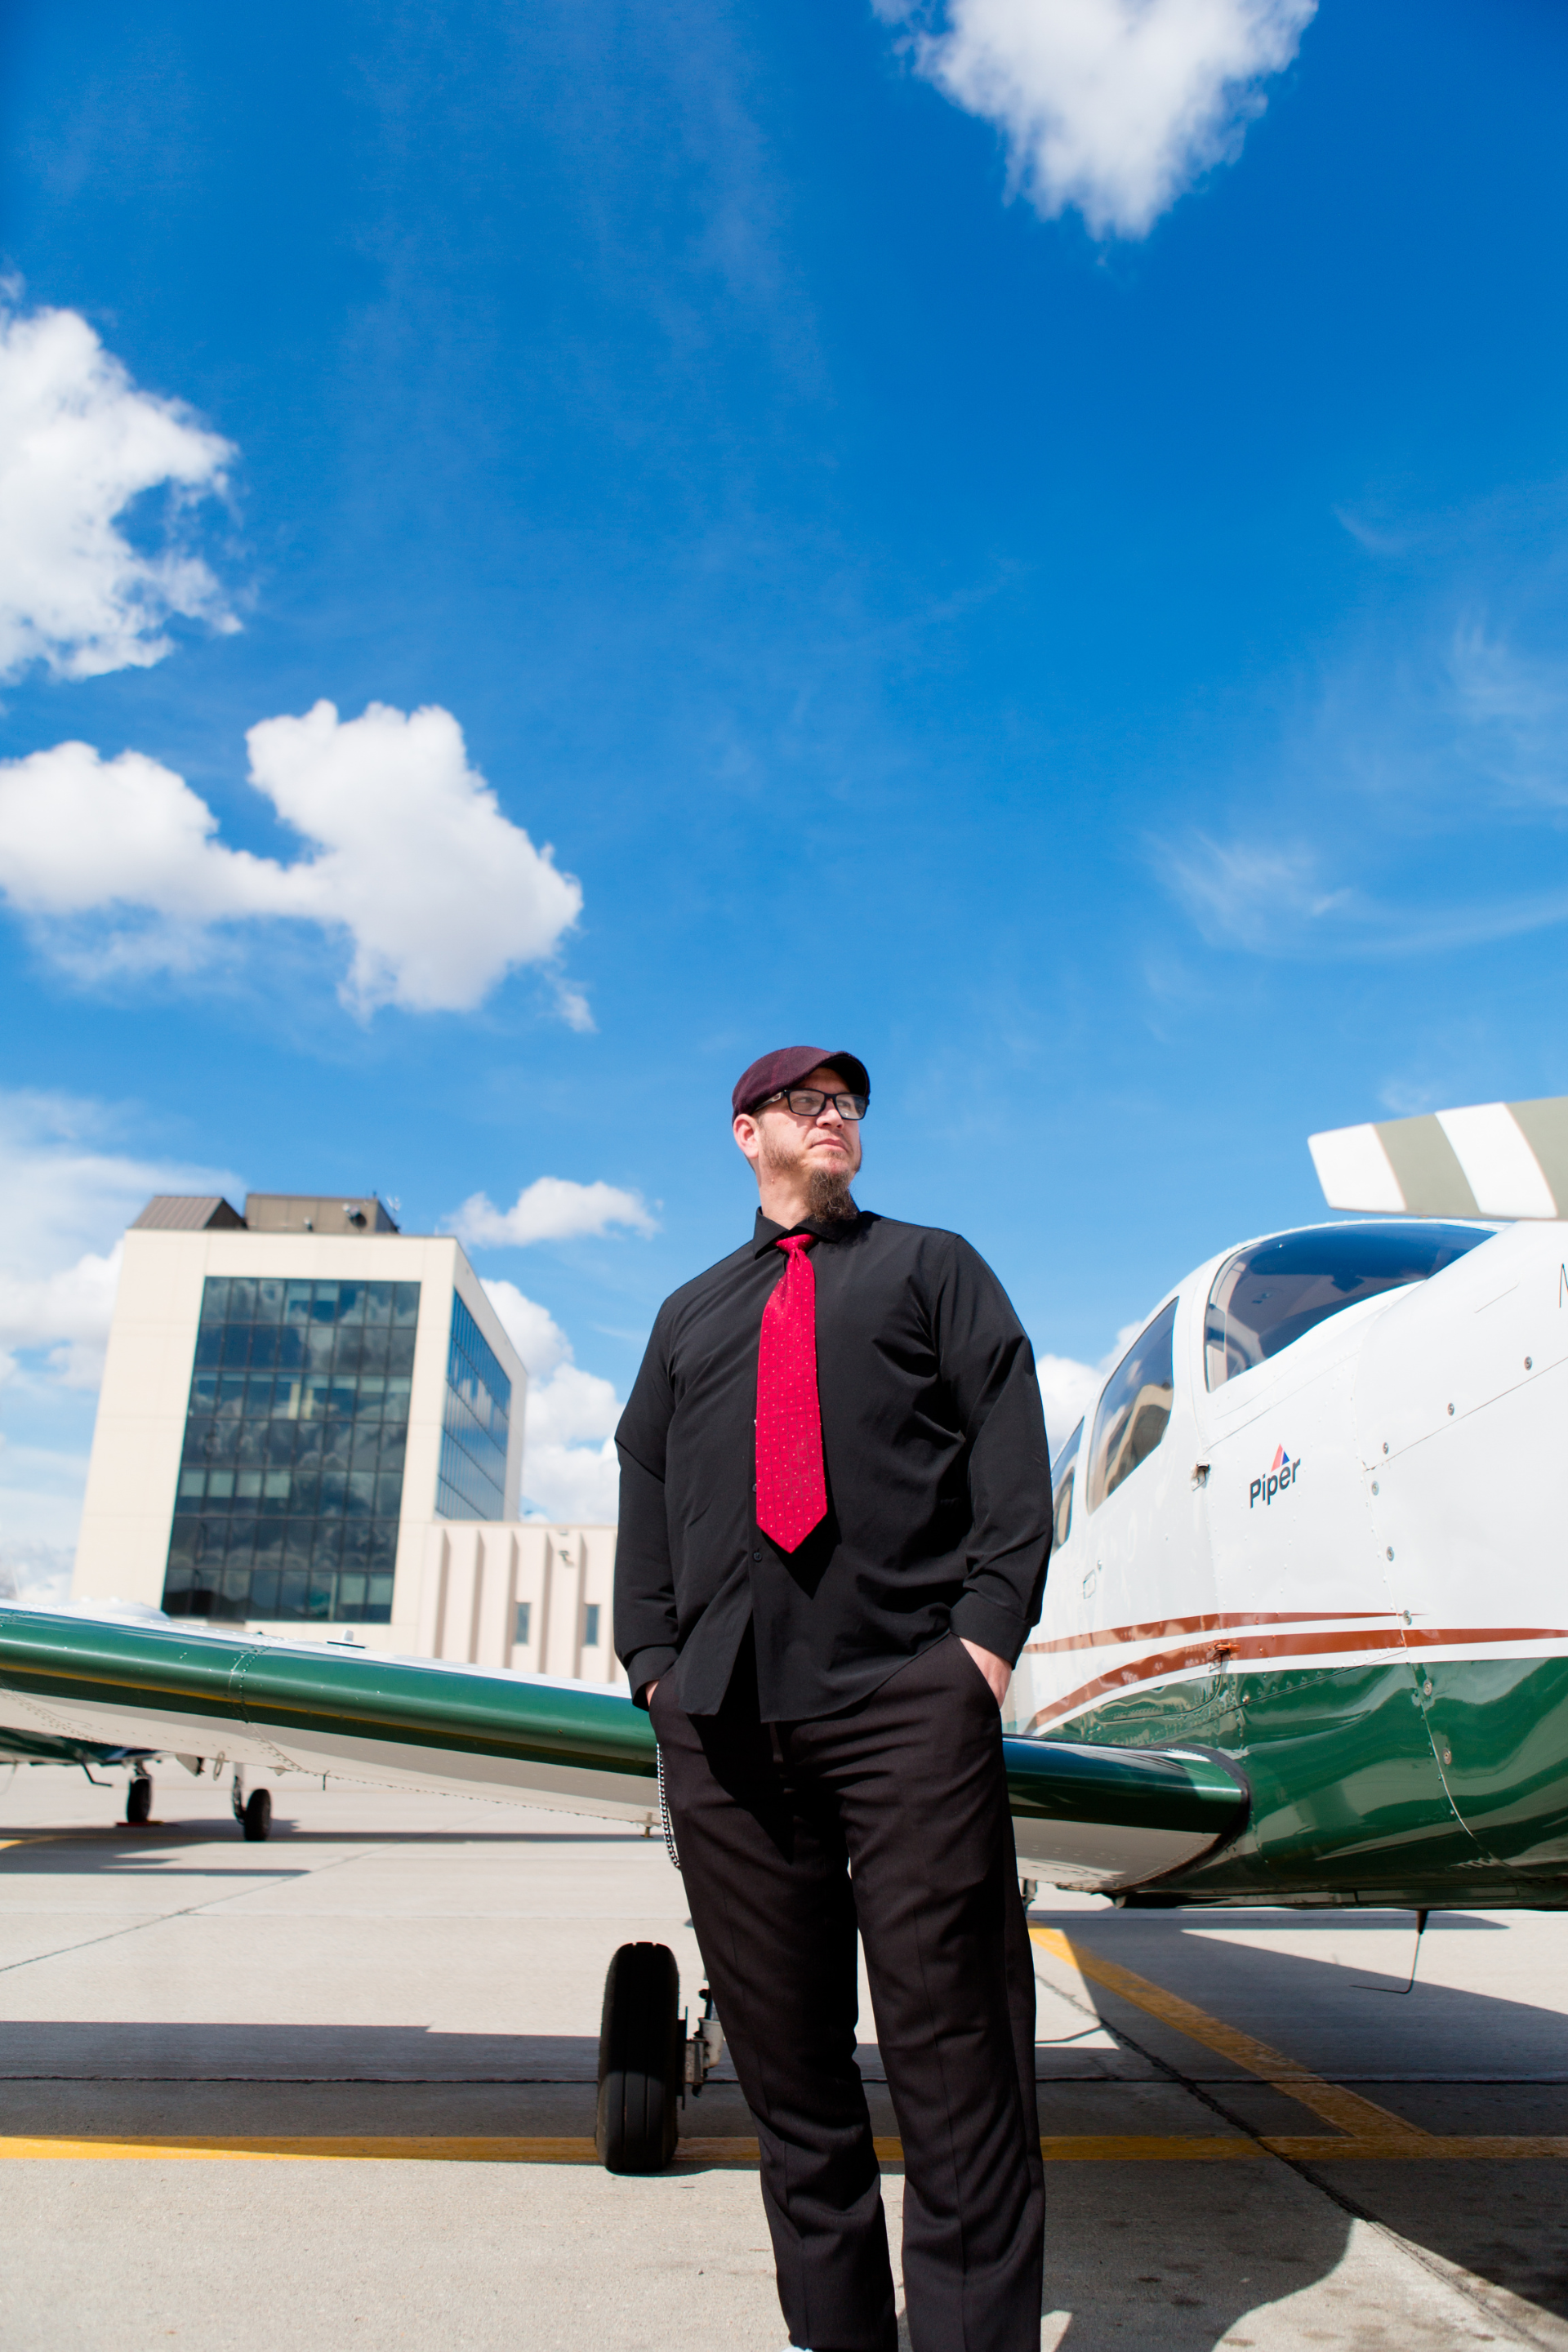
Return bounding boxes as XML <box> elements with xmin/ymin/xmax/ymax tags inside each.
<box><xmin>731</xmin><ymin>1046</ymin><xmax>871</xmax><ymax>1118</ymax></box>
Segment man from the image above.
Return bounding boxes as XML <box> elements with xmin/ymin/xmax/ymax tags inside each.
<box><xmin>614</xmin><ymin>1047</ymin><xmax>1052</xmax><ymax>2352</ymax></box>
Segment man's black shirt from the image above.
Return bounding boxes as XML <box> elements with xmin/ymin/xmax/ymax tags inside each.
<box><xmin>613</xmin><ymin>1207</ymin><xmax>1053</xmax><ymax>1720</ymax></box>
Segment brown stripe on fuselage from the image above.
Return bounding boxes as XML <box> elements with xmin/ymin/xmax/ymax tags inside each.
<box><xmin>1023</xmin><ymin>1623</ymin><xmax>1568</xmax><ymax>1735</ymax></box>
<box><xmin>1023</xmin><ymin>1610</ymin><xmax>1394</xmax><ymax>1658</ymax></box>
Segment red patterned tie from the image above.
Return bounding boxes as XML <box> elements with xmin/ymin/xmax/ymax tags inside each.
<box><xmin>755</xmin><ymin>1235</ymin><xmax>827</xmax><ymax>1552</ymax></box>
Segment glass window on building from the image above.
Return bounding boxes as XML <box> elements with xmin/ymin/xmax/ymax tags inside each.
<box><xmin>162</xmin><ymin>1276</ymin><xmax>421</xmax><ymax>1624</ymax></box>
<box><xmin>583</xmin><ymin>1602</ymin><xmax>600</xmax><ymax>1648</ymax></box>
<box><xmin>437</xmin><ymin>1294</ymin><xmax>513</xmax><ymax>1521</ymax></box>
<box><xmin>514</xmin><ymin>1600</ymin><xmax>532</xmax><ymax>1646</ymax></box>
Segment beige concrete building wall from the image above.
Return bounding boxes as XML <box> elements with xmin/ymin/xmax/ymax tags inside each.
<box><xmin>71</xmin><ymin>1227</ymin><xmax>212</xmax><ymax>1615</ymax></box>
<box><xmin>416</xmin><ymin>1522</ymin><xmax>622</xmax><ymax>1686</ymax></box>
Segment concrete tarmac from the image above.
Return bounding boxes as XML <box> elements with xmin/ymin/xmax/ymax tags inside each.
<box><xmin>2</xmin><ymin>1762</ymin><xmax>1567</xmax><ymax>2351</ymax></box>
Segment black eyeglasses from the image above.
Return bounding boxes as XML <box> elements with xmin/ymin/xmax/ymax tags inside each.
<box><xmin>757</xmin><ymin>1088</ymin><xmax>869</xmax><ymax>1121</ymax></box>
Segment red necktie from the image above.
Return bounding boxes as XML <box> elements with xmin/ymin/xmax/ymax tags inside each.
<box><xmin>755</xmin><ymin>1235</ymin><xmax>827</xmax><ymax>1552</ymax></box>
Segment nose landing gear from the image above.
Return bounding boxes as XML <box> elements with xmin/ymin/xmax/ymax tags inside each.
<box><xmin>594</xmin><ymin>1943</ymin><xmax>726</xmax><ymax>2174</ymax></box>
<box><xmin>124</xmin><ymin>1769</ymin><xmax>152</xmax><ymax>1825</ymax></box>
<box><xmin>595</xmin><ymin>1941</ymin><xmax>683</xmax><ymax>2172</ymax></box>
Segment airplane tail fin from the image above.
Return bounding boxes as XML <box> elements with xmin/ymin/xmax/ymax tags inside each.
<box><xmin>1308</xmin><ymin>1096</ymin><xmax>1568</xmax><ymax>1220</ymax></box>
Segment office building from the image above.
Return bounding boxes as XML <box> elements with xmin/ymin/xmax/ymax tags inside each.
<box><xmin>69</xmin><ymin>1192</ymin><xmax>620</xmax><ymax>1682</ymax></box>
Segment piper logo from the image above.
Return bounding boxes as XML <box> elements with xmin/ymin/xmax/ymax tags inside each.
<box><xmin>1250</xmin><ymin>1445</ymin><xmax>1300</xmax><ymax>1509</ymax></box>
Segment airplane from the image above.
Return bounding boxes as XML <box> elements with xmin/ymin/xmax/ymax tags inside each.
<box><xmin>3</xmin><ymin>1091</ymin><xmax>1566</xmax><ymax>2172</ymax></box>
<box><xmin>1013</xmin><ymin>1093</ymin><xmax>1568</xmax><ymax>1913</ymax></box>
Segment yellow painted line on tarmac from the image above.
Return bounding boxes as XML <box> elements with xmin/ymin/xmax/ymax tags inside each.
<box><xmin>0</xmin><ymin>1830</ymin><xmax>116</xmax><ymax>1848</ymax></box>
<box><xmin>0</xmin><ymin>1925</ymin><xmax>1556</xmax><ymax>2172</ymax></box>
<box><xmin>683</xmin><ymin>2136</ymin><xmax>1263</xmax><ymax>2164</ymax></box>
<box><xmin>0</xmin><ymin>2132</ymin><xmax>1274</xmax><ymax>2165</ymax></box>
<box><xmin>1040</xmin><ymin>2136</ymin><xmax>1257</xmax><ymax>2160</ymax></box>
<box><xmin>2</xmin><ymin>2130</ymin><xmax>1565</xmax><ymax>2164</ymax></box>
<box><xmin>0</xmin><ymin>2136</ymin><xmax>604</xmax><ymax>2163</ymax></box>
<box><xmin>1025</xmin><ymin>1933</ymin><xmax>1568</xmax><ymax>2159</ymax></box>
<box><xmin>0</xmin><ymin>1826</ymin><xmax>189</xmax><ymax>1843</ymax></box>
<box><xmin>1264</xmin><ymin>2136</ymin><xmax>1568</xmax><ymax>2160</ymax></box>
<box><xmin>1031</xmin><ymin>1925</ymin><xmax>1435</xmax><ymax>2149</ymax></box>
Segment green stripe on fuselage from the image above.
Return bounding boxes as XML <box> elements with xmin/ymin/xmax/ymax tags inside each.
<box><xmin>1053</xmin><ymin>1654</ymin><xmax>1568</xmax><ymax>1907</ymax></box>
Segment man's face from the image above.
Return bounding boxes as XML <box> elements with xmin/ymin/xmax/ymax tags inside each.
<box><xmin>735</xmin><ymin>1063</ymin><xmax>864</xmax><ymax>1198</ymax></box>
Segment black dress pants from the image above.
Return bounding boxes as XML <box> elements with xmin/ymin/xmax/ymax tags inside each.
<box><xmin>650</xmin><ymin>1634</ymin><xmax>1045</xmax><ymax>2352</ymax></box>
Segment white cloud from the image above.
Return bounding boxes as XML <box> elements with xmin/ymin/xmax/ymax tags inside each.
<box><xmin>480</xmin><ymin>1278</ymin><xmax>574</xmax><ymax>1379</ymax></box>
<box><xmin>0</xmin><ymin>296</ymin><xmax>237</xmax><ymax>680</ymax></box>
<box><xmin>1447</xmin><ymin>625</ymin><xmax>1568</xmax><ymax>809</ymax></box>
<box><xmin>452</xmin><ymin>1175</ymin><xmax>657</xmax><ymax>1249</ymax></box>
<box><xmin>1036</xmin><ymin>1319</ymin><xmax>1142</xmax><ymax>1455</ymax></box>
<box><xmin>1161</xmin><ymin>829</ymin><xmax>1568</xmax><ymax>961</ymax></box>
<box><xmin>884</xmin><ymin>0</ymin><xmax>1315</xmax><ymax>238</ymax></box>
<box><xmin>1153</xmin><ymin>551</ymin><xmax>1568</xmax><ymax>970</ymax></box>
<box><xmin>480</xmin><ymin>1278</ymin><xmax>624</xmax><ymax>1524</ymax></box>
<box><xmin>245</xmin><ymin>702</ymin><xmax>585</xmax><ymax>1014</ymax></box>
<box><xmin>0</xmin><ymin>740</ymin><xmax>279</xmax><ymax>936</ymax></box>
<box><xmin>1036</xmin><ymin>1350</ymin><xmax>1102</xmax><ymax>1454</ymax></box>
<box><xmin>523</xmin><ymin>1365</ymin><xmax>622</xmax><ymax>1522</ymax></box>
<box><xmin>0</xmin><ymin>1089</ymin><xmax>238</xmax><ymax>1391</ymax></box>
<box><xmin>0</xmin><ymin>700</ymin><xmax>585</xmax><ymax>1016</ymax></box>
<box><xmin>0</xmin><ymin>1536</ymin><xmax>76</xmax><ymax>1611</ymax></box>
<box><xmin>0</xmin><ymin>1246</ymin><xmax>124</xmax><ymax>1389</ymax></box>
<box><xmin>1377</xmin><ymin>1077</ymin><xmax>1441</xmax><ymax>1119</ymax></box>
<box><xmin>1162</xmin><ymin>833</ymin><xmax>1356</xmax><ymax>952</ymax></box>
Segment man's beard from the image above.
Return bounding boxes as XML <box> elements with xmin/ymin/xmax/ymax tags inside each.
<box><xmin>760</xmin><ymin>1130</ymin><xmax>858</xmax><ymax>1222</ymax></box>
<box><xmin>805</xmin><ymin>1165</ymin><xmax>857</xmax><ymax>1221</ymax></box>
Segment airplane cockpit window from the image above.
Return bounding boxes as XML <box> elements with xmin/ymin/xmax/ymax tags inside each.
<box><xmin>1087</xmin><ymin>1299</ymin><xmax>1177</xmax><ymax>1513</ymax></box>
<box><xmin>1204</xmin><ymin>1220</ymin><xmax>1494</xmax><ymax>1391</ymax></box>
<box><xmin>1052</xmin><ymin>1419</ymin><xmax>1081</xmax><ymax>1551</ymax></box>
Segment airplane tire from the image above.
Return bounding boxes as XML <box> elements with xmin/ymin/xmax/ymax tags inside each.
<box><xmin>125</xmin><ymin>1775</ymin><xmax>152</xmax><ymax>1825</ymax></box>
<box><xmin>595</xmin><ymin>1940</ymin><xmax>682</xmax><ymax>2174</ymax></box>
<box><xmin>242</xmin><ymin>1787</ymin><xmax>273</xmax><ymax>1842</ymax></box>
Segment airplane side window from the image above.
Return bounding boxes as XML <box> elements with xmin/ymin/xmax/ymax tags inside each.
<box><xmin>1087</xmin><ymin>1300</ymin><xmax>1177</xmax><ymax>1514</ymax></box>
<box><xmin>1052</xmin><ymin>1419</ymin><xmax>1081</xmax><ymax>1551</ymax></box>
<box><xmin>1204</xmin><ymin>1220</ymin><xmax>1494</xmax><ymax>1390</ymax></box>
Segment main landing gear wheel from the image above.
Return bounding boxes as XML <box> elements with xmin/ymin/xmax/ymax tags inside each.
<box><xmin>595</xmin><ymin>1941</ymin><xmax>682</xmax><ymax>2173</ymax></box>
<box><xmin>125</xmin><ymin>1774</ymin><xmax>152</xmax><ymax>1825</ymax></box>
<box><xmin>241</xmin><ymin>1787</ymin><xmax>272</xmax><ymax>1842</ymax></box>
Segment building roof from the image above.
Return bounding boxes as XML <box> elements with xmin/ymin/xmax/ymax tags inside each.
<box><xmin>127</xmin><ymin>1194</ymin><xmax>403</xmax><ymax>1236</ymax></box>
<box><xmin>243</xmin><ymin>1195</ymin><xmax>400</xmax><ymax>1235</ymax></box>
<box><xmin>131</xmin><ymin>1196</ymin><xmax>247</xmax><ymax>1232</ymax></box>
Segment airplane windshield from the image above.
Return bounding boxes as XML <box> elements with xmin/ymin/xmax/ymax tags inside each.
<box><xmin>1052</xmin><ymin>1419</ymin><xmax>1081</xmax><ymax>1551</ymax></box>
<box><xmin>1204</xmin><ymin>1221</ymin><xmax>1494</xmax><ymax>1391</ymax></box>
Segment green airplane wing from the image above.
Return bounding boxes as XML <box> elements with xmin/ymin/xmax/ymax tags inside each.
<box><xmin>0</xmin><ymin>1607</ymin><xmax>1245</xmax><ymax>1892</ymax></box>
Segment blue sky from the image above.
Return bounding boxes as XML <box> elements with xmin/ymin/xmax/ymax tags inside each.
<box><xmin>2</xmin><ymin>0</ymin><xmax>1567</xmax><ymax>1589</ymax></box>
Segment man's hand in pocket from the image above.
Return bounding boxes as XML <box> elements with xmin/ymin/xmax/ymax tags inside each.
<box><xmin>960</xmin><ymin>1640</ymin><xmax>1010</xmax><ymax>1706</ymax></box>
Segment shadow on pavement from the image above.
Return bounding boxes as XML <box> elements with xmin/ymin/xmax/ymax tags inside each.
<box><xmin>1040</xmin><ymin>1905</ymin><xmax>1568</xmax><ymax>2345</ymax></box>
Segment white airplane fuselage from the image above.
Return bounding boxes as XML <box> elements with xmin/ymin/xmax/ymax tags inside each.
<box><xmin>1010</xmin><ymin>1218</ymin><xmax>1568</xmax><ymax>1905</ymax></box>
